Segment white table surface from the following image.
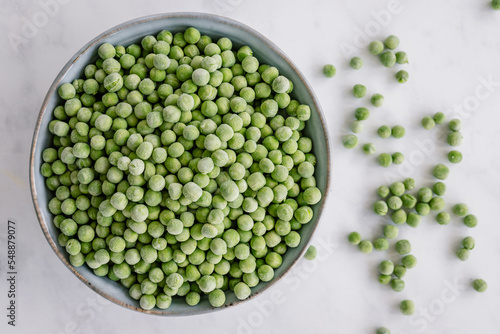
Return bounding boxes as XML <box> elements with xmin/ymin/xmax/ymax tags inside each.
<box><xmin>1</xmin><ymin>0</ymin><xmax>500</xmax><ymax>333</ymax></box>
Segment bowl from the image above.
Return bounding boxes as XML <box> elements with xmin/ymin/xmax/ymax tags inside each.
<box><xmin>30</xmin><ymin>12</ymin><xmax>331</xmax><ymax>315</ymax></box>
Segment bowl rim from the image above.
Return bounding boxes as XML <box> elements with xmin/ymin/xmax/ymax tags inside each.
<box><xmin>30</xmin><ymin>11</ymin><xmax>331</xmax><ymax>316</ymax></box>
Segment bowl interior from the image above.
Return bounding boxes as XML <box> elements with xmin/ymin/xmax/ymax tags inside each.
<box><xmin>31</xmin><ymin>13</ymin><xmax>330</xmax><ymax>315</ymax></box>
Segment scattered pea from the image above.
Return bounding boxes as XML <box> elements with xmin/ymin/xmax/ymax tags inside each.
<box><xmin>350</xmin><ymin>57</ymin><xmax>363</xmax><ymax>70</ymax></box>
<box><xmin>371</xmin><ymin>94</ymin><xmax>385</xmax><ymax>107</ymax></box>
<box><xmin>395</xmin><ymin>51</ymin><xmax>408</xmax><ymax>64</ymax></box>
<box><xmin>384</xmin><ymin>35</ymin><xmax>400</xmax><ymax>50</ymax></box>
<box><xmin>363</xmin><ymin>143</ymin><xmax>376</xmax><ymax>155</ymax></box>
<box><xmin>377</xmin><ymin>126</ymin><xmax>392</xmax><ymax>139</ymax></box>
<box><xmin>391</xmin><ymin>125</ymin><xmax>405</xmax><ymax>138</ymax></box>
<box><xmin>323</xmin><ymin>64</ymin><xmax>336</xmax><ymax>78</ymax></box>
<box><xmin>369</xmin><ymin>41</ymin><xmax>384</xmax><ymax>55</ymax></box>
<box><xmin>305</xmin><ymin>245</ymin><xmax>318</xmax><ymax>260</ymax></box>
<box><xmin>348</xmin><ymin>232</ymin><xmax>362</xmax><ymax>245</ymax></box>
<box><xmin>448</xmin><ymin>119</ymin><xmax>461</xmax><ymax>131</ymax></box>
<box><xmin>353</xmin><ymin>84</ymin><xmax>367</xmax><ymax>98</ymax></box>
<box><xmin>355</xmin><ymin>107</ymin><xmax>370</xmax><ymax>120</ymax></box>
<box><xmin>400</xmin><ymin>299</ymin><xmax>415</xmax><ymax>315</ymax></box>
<box><xmin>448</xmin><ymin>150</ymin><xmax>462</xmax><ymax>164</ymax></box>
<box><xmin>380</xmin><ymin>51</ymin><xmax>396</xmax><ymax>68</ymax></box>
<box><xmin>377</xmin><ymin>153</ymin><xmax>393</xmax><ymax>167</ymax></box>
<box><xmin>374</xmin><ymin>238</ymin><xmax>389</xmax><ymax>251</ymax></box>
<box><xmin>343</xmin><ymin>134</ymin><xmax>358</xmax><ymax>149</ymax></box>
<box><xmin>472</xmin><ymin>279</ymin><xmax>487</xmax><ymax>292</ymax></box>
<box><xmin>432</xmin><ymin>164</ymin><xmax>450</xmax><ymax>180</ymax></box>
<box><xmin>453</xmin><ymin>203</ymin><xmax>469</xmax><ymax>217</ymax></box>
<box><xmin>463</xmin><ymin>214</ymin><xmax>478</xmax><ymax>228</ymax></box>
<box><xmin>456</xmin><ymin>248</ymin><xmax>470</xmax><ymax>261</ymax></box>
<box><xmin>433</xmin><ymin>112</ymin><xmax>446</xmax><ymax>124</ymax></box>
<box><xmin>358</xmin><ymin>240</ymin><xmax>374</xmax><ymax>254</ymax></box>
<box><xmin>395</xmin><ymin>70</ymin><xmax>409</xmax><ymax>83</ymax></box>
<box><xmin>462</xmin><ymin>236</ymin><xmax>475</xmax><ymax>250</ymax></box>
<box><xmin>421</xmin><ymin>116</ymin><xmax>435</xmax><ymax>130</ymax></box>
<box><xmin>350</xmin><ymin>121</ymin><xmax>364</xmax><ymax>133</ymax></box>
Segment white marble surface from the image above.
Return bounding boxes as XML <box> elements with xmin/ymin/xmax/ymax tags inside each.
<box><xmin>1</xmin><ymin>0</ymin><xmax>500</xmax><ymax>333</ymax></box>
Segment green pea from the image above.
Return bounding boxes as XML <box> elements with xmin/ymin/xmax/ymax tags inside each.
<box><xmin>353</xmin><ymin>84</ymin><xmax>366</xmax><ymax>98</ymax></box>
<box><xmin>322</xmin><ymin>64</ymin><xmax>336</xmax><ymax>78</ymax></box>
<box><xmin>395</xmin><ymin>70</ymin><xmax>409</xmax><ymax>83</ymax></box>
<box><xmin>304</xmin><ymin>245</ymin><xmax>317</xmax><ymax>260</ymax></box>
<box><xmin>371</xmin><ymin>94</ymin><xmax>384</xmax><ymax>107</ymax></box>
<box><xmin>342</xmin><ymin>134</ymin><xmax>358</xmax><ymax>149</ymax></box>
<box><xmin>384</xmin><ymin>35</ymin><xmax>400</xmax><ymax>50</ymax></box>
<box><xmin>472</xmin><ymin>279</ymin><xmax>487</xmax><ymax>292</ymax></box>
<box><xmin>369</xmin><ymin>41</ymin><xmax>384</xmax><ymax>55</ymax></box>
<box><xmin>400</xmin><ymin>300</ymin><xmax>415</xmax><ymax>315</ymax></box>
<box><xmin>350</xmin><ymin>57</ymin><xmax>363</xmax><ymax>70</ymax></box>
<box><xmin>348</xmin><ymin>232</ymin><xmax>362</xmax><ymax>245</ymax></box>
<box><xmin>421</xmin><ymin>116</ymin><xmax>435</xmax><ymax>130</ymax></box>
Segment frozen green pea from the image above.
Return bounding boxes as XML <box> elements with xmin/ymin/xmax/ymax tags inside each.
<box><xmin>358</xmin><ymin>240</ymin><xmax>373</xmax><ymax>254</ymax></box>
<box><xmin>389</xmin><ymin>182</ymin><xmax>406</xmax><ymax>196</ymax></box>
<box><xmin>377</xmin><ymin>153</ymin><xmax>392</xmax><ymax>167</ymax></box>
<box><xmin>379</xmin><ymin>260</ymin><xmax>394</xmax><ymax>275</ymax></box>
<box><xmin>377</xmin><ymin>125</ymin><xmax>391</xmax><ymax>139</ymax></box>
<box><xmin>392</xmin><ymin>210</ymin><xmax>407</xmax><ymax>224</ymax></box>
<box><xmin>417</xmin><ymin>188</ymin><xmax>433</xmax><ymax>202</ymax></box>
<box><xmin>456</xmin><ymin>248</ymin><xmax>470</xmax><ymax>261</ymax></box>
<box><xmin>432</xmin><ymin>164</ymin><xmax>449</xmax><ymax>180</ymax></box>
<box><xmin>380</xmin><ymin>51</ymin><xmax>396</xmax><ymax>68</ymax></box>
<box><xmin>374</xmin><ymin>201</ymin><xmax>388</xmax><ymax>216</ymax></box>
<box><xmin>350</xmin><ymin>57</ymin><xmax>363</xmax><ymax>70</ymax></box>
<box><xmin>353</xmin><ymin>84</ymin><xmax>366</xmax><ymax>98</ymax></box>
<box><xmin>374</xmin><ymin>238</ymin><xmax>389</xmax><ymax>251</ymax></box>
<box><xmin>395</xmin><ymin>239</ymin><xmax>411</xmax><ymax>255</ymax></box>
<box><xmin>449</xmin><ymin>118</ymin><xmax>461</xmax><ymax>131</ymax></box>
<box><xmin>342</xmin><ymin>134</ymin><xmax>358</xmax><ymax>149</ymax></box>
<box><xmin>463</xmin><ymin>214</ymin><xmax>477</xmax><ymax>228</ymax></box>
<box><xmin>452</xmin><ymin>203</ymin><xmax>468</xmax><ymax>217</ymax></box>
<box><xmin>433</xmin><ymin>112</ymin><xmax>446</xmax><ymax>124</ymax></box>
<box><xmin>369</xmin><ymin>41</ymin><xmax>384</xmax><ymax>55</ymax></box>
<box><xmin>396</xmin><ymin>51</ymin><xmax>408</xmax><ymax>64</ymax></box>
<box><xmin>391</xmin><ymin>278</ymin><xmax>405</xmax><ymax>292</ymax></box>
<box><xmin>472</xmin><ymin>279</ymin><xmax>487</xmax><ymax>292</ymax></box>
<box><xmin>391</xmin><ymin>125</ymin><xmax>405</xmax><ymax>138</ymax></box>
<box><xmin>400</xmin><ymin>300</ymin><xmax>415</xmax><ymax>316</ymax></box>
<box><xmin>348</xmin><ymin>232</ymin><xmax>361</xmax><ymax>245</ymax></box>
<box><xmin>395</xmin><ymin>70</ymin><xmax>409</xmax><ymax>83</ymax></box>
<box><xmin>436</xmin><ymin>212</ymin><xmax>451</xmax><ymax>225</ymax></box>
<box><xmin>422</xmin><ymin>116</ymin><xmax>435</xmax><ymax>130</ymax></box>
<box><xmin>304</xmin><ymin>245</ymin><xmax>317</xmax><ymax>260</ymax></box>
<box><xmin>447</xmin><ymin>132</ymin><xmax>463</xmax><ymax>146</ymax></box>
<box><xmin>383</xmin><ymin>225</ymin><xmax>398</xmax><ymax>239</ymax></box>
<box><xmin>378</xmin><ymin>274</ymin><xmax>391</xmax><ymax>285</ymax></box>
<box><xmin>350</xmin><ymin>121</ymin><xmax>364</xmax><ymax>133</ymax></box>
<box><xmin>392</xmin><ymin>152</ymin><xmax>404</xmax><ymax>165</ymax></box>
<box><xmin>371</xmin><ymin>94</ymin><xmax>384</xmax><ymax>107</ymax></box>
<box><xmin>363</xmin><ymin>143</ymin><xmax>376</xmax><ymax>155</ymax></box>
<box><xmin>384</xmin><ymin>35</ymin><xmax>399</xmax><ymax>49</ymax></box>
<box><xmin>448</xmin><ymin>150</ymin><xmax>462</xmax><ymax>164</ymax></box>
<box><xmin>377</xmin><ymin>186</ymin><xmax>390</xmax><ymax>198</ymax></box>
<box><xmin>462</xmin><ymin>236</ymin><xmax>475</xmax><ymax>250</ymax></box>
<box><xmin>355</xmin><ymin>107</ymin><xmax>370</xmax><ymax>120</ymax></box>
<box><xmin>402</xmin><ymin>254</ymin><xmax>417</xmax><ymax>269</ymax></box>
<box><xmin>322</xmin><ymin>64</ymin><xmax>336</xmax><ymax>78</ymax></box>
<box><xmin>406</xmin><ymin>212</ymin><xmax>421</xmax><ymax>228</ymax></box>
<box><xmin>376</xmin><ymin>328</ymin><xmax>391</xmax><ymax>334</ymax></box>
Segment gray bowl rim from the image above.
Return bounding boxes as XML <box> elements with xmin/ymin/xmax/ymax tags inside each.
<box><xmin>29</xmin><ymin>12</ymin><xmax>331</xmax><ymax>316</ymax></box>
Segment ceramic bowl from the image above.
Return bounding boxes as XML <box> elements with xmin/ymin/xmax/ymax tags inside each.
<box><xmin>30</xmin><ymin>12</ymin><xmax>331</xmax><ymax>315</ymax></box>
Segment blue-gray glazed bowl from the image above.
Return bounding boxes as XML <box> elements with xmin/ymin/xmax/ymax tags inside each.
<box><xmin>30</xmin><ymin>12</ymin><xmax>331</xmax><ymax>316</ymax></box>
